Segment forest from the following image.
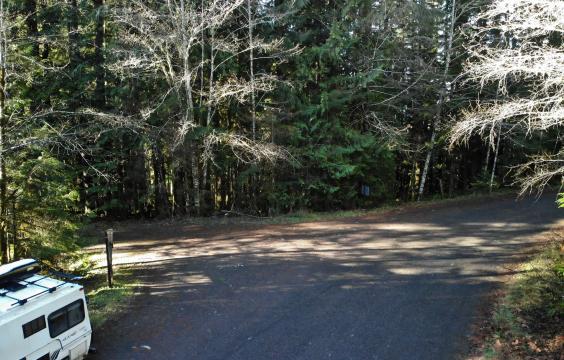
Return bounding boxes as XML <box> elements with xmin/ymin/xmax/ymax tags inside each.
<box><xmin>0</xmin><ymin>0</ymin><xmax>561</xmax><ymax>263</ymax></box>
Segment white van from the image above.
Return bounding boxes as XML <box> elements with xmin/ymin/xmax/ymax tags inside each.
<box><xmin>0</xmin><ymin>259</ymin><xmax>92</xmax><ymax>360</ymax></box>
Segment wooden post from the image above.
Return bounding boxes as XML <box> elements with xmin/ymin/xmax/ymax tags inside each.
<box><xmin>105</xmin><ymin>229</ymin><xmax>114</xmax><ymax>288</ymax></box>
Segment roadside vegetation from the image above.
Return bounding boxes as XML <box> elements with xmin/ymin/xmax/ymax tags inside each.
<box><xmin>84</xmin><ymin>268</ymin><xmax>137</xmax><ymax>329</ymax></box>
<box><xmin>481</xmin><ymin>230</ymin><xmax>563</xmax><ymax>359</ymax></box>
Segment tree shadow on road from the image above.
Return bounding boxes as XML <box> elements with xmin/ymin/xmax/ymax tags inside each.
<box><xmin>91</xmin><ymin>196</ymin><xmax>563</xmax><ymax>360</ymax></box>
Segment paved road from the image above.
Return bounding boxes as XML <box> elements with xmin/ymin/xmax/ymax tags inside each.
<box><xmin>91</xmin><ymin>195</ymin><xmax>562</xmax><ymax>360</ymax></box>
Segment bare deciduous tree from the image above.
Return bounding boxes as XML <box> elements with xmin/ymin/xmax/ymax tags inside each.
<box><xmin>112</xmin><ymin>0</ymin><xmax>296</xmax><ymax>215</ymax></box>
<box><xmin>112</xmin><ymin>0</ymin><xmax>245</xmax><ymax>141</ymax></box>
<box><xmin>450</xmin><ymin>0</ymin><xmax>563</xmax><ymax>196</ymax></box>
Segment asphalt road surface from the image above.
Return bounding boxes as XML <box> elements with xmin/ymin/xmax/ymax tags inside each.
<box><xmin>91</xmin><ymin>195</ymin><xmax>563</xmax><ymax>360</ymax></box>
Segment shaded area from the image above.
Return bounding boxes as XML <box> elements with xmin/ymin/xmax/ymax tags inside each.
<box><xmin>91</xmin><ymin>195</ymin><xmax>562</xmax><ymax>360</ymax></box>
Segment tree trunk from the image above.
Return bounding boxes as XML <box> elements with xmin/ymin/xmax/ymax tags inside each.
<box><xmin>12</xmin><ymin>199</ymin><xmax>19</xmax><ymax>260</ymax></box>
<box><xmin>25</xmin><ymin>0</ymin><xmax>40</xmax><ymax>113</ymax></box>
<box><xmin>25</xmin><ymin>0</ymin><xmax>39</xmax><ymax>57</ymax></box>
<box><xmin>191</xmin><ymin>143</ymin><xmax>201</xmax><ymax>215</ymax></box>
<box><xmin>199</xmin><ymin>0</ymin><xmax>205</xmax><ymax>117</ymax></box>
<box><xmin>177</xmin><ymin>0</ymin><xmax>200</xmax><ymax>215</ymax></box>
<box><xmin>409</xmin><ymin>158</ymin><xmax>418</xmax><ymax>201</ymax></box>
<box><xmin>173</xmin><ymin>169</ymin><xmax>186</xmax><ymax>216</ymax></box>
<box><xmin>448</xmin><ymin>156</ymin><xmax>457</xmax><ymax>197</ymax></box>
<box><xmin>201</xmin><ymin>27</ymin><xmax>216</xmax><ymax>213</ymax></box>
<box><xmin>93</xmin><ymin>0</ymin><xmax>106</xmax><ymax>108</ymax></box>
<box><xmin>67</xmin><ymin>0</ymin><xmax>81</xmax><ymax>109</ymax></box>
<box><xmin>41</xmin><ymin>0</ymin><xmax>50</xmax><ymax>61</ymax></box>
<box><xmin>483</xmin><ymin>141</ymin><xmax>491</xmax><ymax>173</ymax></box>
<box><xmin>183</xmin><ymin>167</ymin><xmax>190</xmax><ymax>214</ymax></box>
<box><xmin>0</xmin><ymin>74</ymin><xmax>6</xmax><ymax>263</ymax></box>
<box><xmin>206</xmin><ymin>28</ymin><xmax>215</xmax><ymax>127</ymax></box>
<box><xmin>0</xmin><ymin>0</ymin><xmax>7</xmax><ymax>263</ymax></box>
<box><xmin>490</xmin><ymin>123</ymin><xmax>502</xmax><ymax>192</ymax></box>
<box><xmin>248</xmin><ymin>0</ymin><xmax>256</xmax><ymax>140</ymax></box>
<box><xmin>151</xmin><ymin>143</ymin><xmax>171</xmax><ymax>217</ymax></box>
<box><xmin>417</xmin><ymin>0</ymin><xmax>456</xmax><ymax>201</ymax></box>
<box><xmin>418</xmin><ymin>128</ymin><xmax>436</xmax><ymax>200</ymax></box>
<box><xmin>0</xmin><ymin>4</ymin><xmax>9</xmax><ymax>263</ymax></box>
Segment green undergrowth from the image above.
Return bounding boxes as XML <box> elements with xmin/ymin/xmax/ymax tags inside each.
<box><xmin>84</xmin><ymin>267</ymin><xmax>138</xmax><ymax>329</ymax></box>
<box><xmin>484</xmin><ymin>230</ymin><xmax>564</xmax><ymax>359</ymax></box>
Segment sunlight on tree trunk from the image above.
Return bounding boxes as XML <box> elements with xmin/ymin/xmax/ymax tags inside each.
<box><xmin>418</xmin><ymin>0</ymin><xmax>457</xmax><ymax>201</ymax></box>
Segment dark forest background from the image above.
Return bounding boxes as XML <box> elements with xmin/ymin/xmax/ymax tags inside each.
<box><xmin>0</xmin><ymin>0</ymin><xmax>560</xmax><ymax>262</ymax></box>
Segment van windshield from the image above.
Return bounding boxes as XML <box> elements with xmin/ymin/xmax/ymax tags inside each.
<box><xmin>48</xmin><ymin>300</ymin><xmax>85</xmax><ymax>338</ymax></box>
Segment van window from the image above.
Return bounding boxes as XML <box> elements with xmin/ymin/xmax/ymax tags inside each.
<box><xmin>22</xmin><ymin>315</ymin><xmax>46</xmax><ymax>338</ymax></box>
<box><xmin>47</xmin><ymin>300</ymin><xmax>85</xmax><ymax>338</ymax></box>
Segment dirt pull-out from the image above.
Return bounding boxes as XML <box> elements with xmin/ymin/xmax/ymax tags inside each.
<box><xmin>90</xmin><ymin>195</ymin><xmax>562</xmax><ymax>360</ymax></box>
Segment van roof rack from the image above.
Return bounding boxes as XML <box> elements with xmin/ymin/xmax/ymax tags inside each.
<box><xmin>0</xmin><ymin>274</ymin><xmax>68</xmax><ymax>307</ymax></box>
